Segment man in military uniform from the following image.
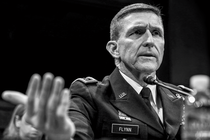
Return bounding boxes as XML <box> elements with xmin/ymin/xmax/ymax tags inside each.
<box><xmin>2</xmin><ymin>3</ymin><xmax>185</xmax><ymax>140</ymax></box>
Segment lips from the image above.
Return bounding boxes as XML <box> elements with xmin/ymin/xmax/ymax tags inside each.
<box><xmin>138</xmin><ymin>52</ymin><xmax>156</xmax><ymax>57</ymax></box>
<box><xmin>29</xmin><ymin>131</ymin><xmax>41</xmax><ymax>137</ymax></box>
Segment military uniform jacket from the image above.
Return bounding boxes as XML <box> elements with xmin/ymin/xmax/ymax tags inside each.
<box><xmin>69</xmin><ymin>68</ymin><xmax>184</xmax><ymax>140</ymax></box>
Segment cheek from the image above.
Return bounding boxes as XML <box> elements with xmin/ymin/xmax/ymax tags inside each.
<box><xmin>158</xmin><ymin>45</ymin><xmax>164</xmax><ymax>61</ymax></box>
<box><xmin>119</xmin><ymin>42</ymin><xmax>138</xmax><ymax>61</ymax></box>
<box><xmin>159</xmin><ymin>41</ymin><xmax>165</xmax><ymax>52</ymax></box>
<box><xmin>20</xmin><ymin>122</ymin><xmax>31</xmax><ymax>132</ymax></box>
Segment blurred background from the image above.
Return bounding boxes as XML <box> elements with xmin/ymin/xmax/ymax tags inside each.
<box><xmin>0</xmin><ymin>0</ymin><xmax>209</xmax><ymax>138</ymax></box>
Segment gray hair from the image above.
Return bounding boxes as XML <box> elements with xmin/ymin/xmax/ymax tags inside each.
<box><xmin>110</xmin><ymin>3</ymin><xmax>163</xmax><ymax>41</ymax></box>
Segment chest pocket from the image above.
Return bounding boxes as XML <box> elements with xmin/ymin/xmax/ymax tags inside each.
<box><xmin>100</xmin><ymin>119</ymin><xmax>148</xmax><ymax>140</ymax></box>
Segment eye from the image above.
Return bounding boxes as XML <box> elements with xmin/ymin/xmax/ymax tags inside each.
<box><xmin>134</xmin><ymin>29</ymin><xmax>145</xmax><ymax>35</ymax></box>
<box><xmin>129</xmin><ymin>28</ymin><xmax>146</xmax><ymax>38</ymax></box>
<box><xmin>152</xmin><ymin>29</ymin><xmax>162</xmax><ymax>37</ymax></box>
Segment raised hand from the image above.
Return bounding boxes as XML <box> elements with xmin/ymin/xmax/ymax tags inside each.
<box><xmin>24</xmin><ymin>73</ymin><xmax>75</xmax><ymax>140</ymax></box>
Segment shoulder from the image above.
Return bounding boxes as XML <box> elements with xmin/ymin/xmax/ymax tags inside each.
<box><xmin>70</xmin><ymin>75</ymin><xmax>111</xmax><ymax>88</ymax></box>
<box><xmin>157</xmin><ymin>80</ymin><xmax>185</xmax><ymax>100</ymax></box>
<box><xmin>70</xmin><ymin>76</ymin><xmax>98</xmax><ymax>88</ymax></box>
<box><xmin>70</xmin><ymin>76</ymin><xmax>99</xmax><ymax>95</ymax></box>
<box><xmin>70</xmin><ymin>76</ymin><xmax>111</xmax><ymax>96</ymax></box>
<box><xmin>72</xmin><ymin>76</ymin><xmax>98</xmax><ymax>84</ymax></box>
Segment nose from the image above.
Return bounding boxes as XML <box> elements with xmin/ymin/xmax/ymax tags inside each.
<box><xmin>142</xmin><ymin>30</ymin><xmax>154</xmax><ymax>48</ymax></box>
<box><xmin>31</xmin><ymin>126</ymin><xmax>40</xmax><ymax>132</ymax></box>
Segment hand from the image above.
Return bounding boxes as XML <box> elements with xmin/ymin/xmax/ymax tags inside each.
<box><xmin>24</xmin><ymin>73</ymin><xmax>75</xmax><ymax>140</ymax></box>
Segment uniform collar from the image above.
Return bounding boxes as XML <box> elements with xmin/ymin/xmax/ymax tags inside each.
<box><xmin>119</xmin><ymin>70</ymin><xmax>157</xmax><ymax>104</ymax></box>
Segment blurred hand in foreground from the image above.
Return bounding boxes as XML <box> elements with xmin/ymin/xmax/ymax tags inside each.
<box><xmin>3</xmin><ymin>73</ymin><xmax>75</xmax><ymax>140</ymax></box>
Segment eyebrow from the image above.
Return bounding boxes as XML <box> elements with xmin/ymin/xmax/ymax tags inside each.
<box><xmin>126</xmin><ymin>24</ymin><xmax>163</xmax><ymax>35</ymax></box>
<box><xmin>149</xmin><ymin>25</ymin><xmax>164</xmax><ymax>34</ymax></box>
<box><xmin>126</xmin><ymin>25</ymin><xmax>147</xmax><ymax>36</ymax></box>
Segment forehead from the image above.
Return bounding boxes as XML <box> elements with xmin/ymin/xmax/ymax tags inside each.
<box><xmin>121</xmin><ymin>12</ymin><xmax>163</xmax><ymax>31</ymax></box>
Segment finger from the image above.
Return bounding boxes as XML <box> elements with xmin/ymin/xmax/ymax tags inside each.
<box><xmin>2</xmin><ymin>90</ymin><xmax>27</xmax><ymax>105</ymax></box>
<box><xmin>37</xmin><ymin>73</ymin><xmax>54</xmax><ymax>125</ymax></box>
<box><xmin>56</xmin><ymin>89</ymin><xmax>75</xmax><ymax>137</ymax></box>
<box><xmin>26</xmin><ymin>74</ymin><xmax>41</xmax><ymax>119</ymax></box>
<box><xmin>57</xmin><ymin>88</ymin><xmax>70</xmax><ymax>119</ymax></box>
<box><xmin>46</xmin><ymin>76</ymin><xmax>64</xmax><ymax>129</ymax></box>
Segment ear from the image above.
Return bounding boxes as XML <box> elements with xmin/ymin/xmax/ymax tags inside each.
<box><xmin>106</xmin><ymin>41</ymin><xmax>120</xmax><ymax>59</ymax></box>
<box><xmin>15</xmin><ymin>115</ymin><xmax>21</xmax><ymax>128</ymax></box>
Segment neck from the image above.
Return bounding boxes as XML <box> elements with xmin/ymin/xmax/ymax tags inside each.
<box><xmin>118</xmin><ymin>65</ymin><xmax>156</xmax><ymax>87</ymax></box>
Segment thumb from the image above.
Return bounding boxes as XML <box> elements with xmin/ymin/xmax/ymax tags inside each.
<box><xmin>2</xmin><ymin>90</ymin><xmax>27</xmax><ymax>105</ymax></box>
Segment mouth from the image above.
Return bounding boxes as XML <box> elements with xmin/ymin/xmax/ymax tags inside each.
<box><xmin>138</xmin><ymin>52</ymin><xmax>156</xmax><ymax>58</ymax></box>
<box><xmin>30</xmin><ymin>132</ymin><xmax>40</xmax><ymax>137</ymax></box>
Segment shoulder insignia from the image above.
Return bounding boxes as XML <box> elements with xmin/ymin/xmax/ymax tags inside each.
<box><xmin>71</xmin><ymin>76</ymin><xmax>98</xmax><ymax>85</ymax></box>
<box><xmin>181</xmin><ymin>104</ymin><xmax>185</xmax><ymax>125</ymax></box>
<box><xmin>176</xmin><ymin>93</ymin><xmax>182</xmax><ymax>99</ymax></box>
<box><xmin>166</xmin><ymin>93</ymin><xmax>176</xmax><ymax>99</ymax></box>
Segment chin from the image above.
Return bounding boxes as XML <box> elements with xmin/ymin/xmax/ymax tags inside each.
<box><xmin>137</xmin><ymin>65</ymin><xmax>157</xmax><ymax>73</ymax></box>
<box><xmin>137</xmin><ymin>61</ymin><xmax>158</xmax><ymax>69</ymax></box>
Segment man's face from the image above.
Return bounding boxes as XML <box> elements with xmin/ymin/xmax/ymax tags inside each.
<box><xmin>18</xmin><ymin>114</ymin><xmax>43</xmax><ymax>140</ymax></box>
<box><xmin>117</xmin><ymin>12</ymin><xmax>165</xmax><ymax>75</ymax></box>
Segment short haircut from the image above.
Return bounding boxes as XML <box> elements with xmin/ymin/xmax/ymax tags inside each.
<box><xmin>3</xmin><ymin>104</ymin><xmax>25</xmax><ymax>139</ymax></box>
<box><xmin>110</xmin><ymin>3</ymin><xmax>162</xmax><ymax>41</ymax></box>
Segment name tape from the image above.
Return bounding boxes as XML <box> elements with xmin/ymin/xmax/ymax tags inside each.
<box><xmin>111</xmin><ymin>123</ymin><xmax>139</xmax><ymax>135</ymax></box>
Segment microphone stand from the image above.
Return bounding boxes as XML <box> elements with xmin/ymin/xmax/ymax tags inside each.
<box><xmin>144</xmin><ymin>75</ymin><xmax>196</xmax><ymax>102</ymax></box>
<box><xmin>154</xmin><ymin>81</ymin><xmax>193</xmax><ymax>97</ymax></box>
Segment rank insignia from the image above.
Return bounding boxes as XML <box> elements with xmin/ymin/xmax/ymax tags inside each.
<box><xmin>119</xmin><ymin>92</ymin><xmax>127</xmax><ymax>99</ymax></box>
<box><xmin>118</xmin><ymin>110</ymin><xmax>131</xmax><ymax>121</ymax></box>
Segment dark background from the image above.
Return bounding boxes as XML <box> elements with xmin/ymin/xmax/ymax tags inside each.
<box><xmin>0</xmin><ymin>0</ymin><xmax>209</xmax><ymax>138</ymax></box>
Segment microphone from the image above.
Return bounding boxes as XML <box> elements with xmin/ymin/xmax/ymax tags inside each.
<box><xmin>143</xmin><ymin>75</ymin><xmax>157</xmax><ymax>85</ymax></box>
<box><xmin>143</xmin><ymin>75</ymin><xmax>195</xmax><ymax>97</ymax></box>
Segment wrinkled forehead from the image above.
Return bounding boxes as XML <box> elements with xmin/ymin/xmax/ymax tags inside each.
<box><xmin>120</xmin><ymin>12</ymin><xmax>163</xmax><ymax>31</ymax></box>
<box><xmin>124</xmin><ymin>11</ymin><xmax>162</xmax><ymax>24</ymax></box>
<box><xmin>114</xmin><ymin>3</ymin><xmax>161</xmax><ymax>21</ymax></box>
